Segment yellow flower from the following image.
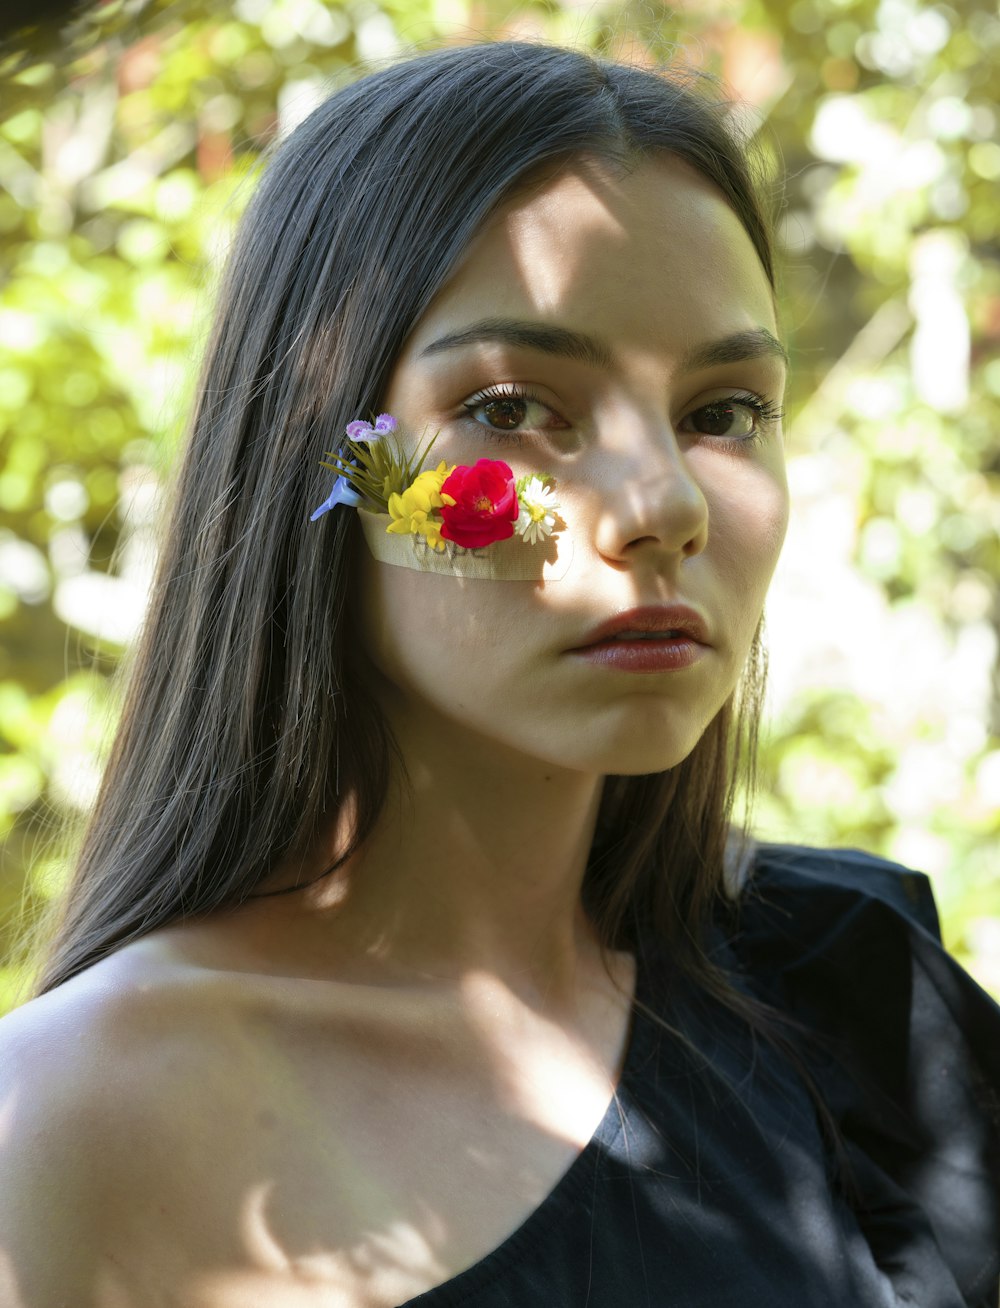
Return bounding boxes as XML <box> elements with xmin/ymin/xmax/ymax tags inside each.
<box><xmin>386</xmin><ymin>461</ymin><xmax>454</xmax><ymax>551</ymax></box>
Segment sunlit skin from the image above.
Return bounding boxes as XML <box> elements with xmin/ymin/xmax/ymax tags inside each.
<box><xmin>267</xmin><ymin>152</ymin><xmax>791</xmax><ymax>1007</ymax></box>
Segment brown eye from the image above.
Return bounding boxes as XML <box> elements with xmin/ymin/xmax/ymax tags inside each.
<box><xmin>481</xmin><ymin>397</ymin><xmax>528</xmax><ymax>430</ymax></box>
<box><xmin>678</xmin><ymin>393</ymin><xmax>783</xmax><ymax>449</ymax></box>
<box><xmin>461</xmin><ymin>385</ymin><xmax>564</xmax><ymax>445</ymax></box>
<box><xmin>688</xmin><ymin>401</ymin><xmax>755</xmax><ymax>438</ymax></box>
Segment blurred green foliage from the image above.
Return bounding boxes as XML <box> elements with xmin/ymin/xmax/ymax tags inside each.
<box><xmin>0</xmin><ymin>0</ymin><xmax>997</xmax><ymax>1011</ymax></box>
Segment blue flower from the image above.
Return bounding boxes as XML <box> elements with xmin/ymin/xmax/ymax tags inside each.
<box><xmin>310</xmin><ymin>474</ymin><xmax>363</xmax><ymax>521</ymax></box>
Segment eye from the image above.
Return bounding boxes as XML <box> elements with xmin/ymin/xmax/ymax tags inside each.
<box><xmin>680</xmin><ymin>393</ymin><xmax>784</xmax><ymax>450</ymax></box>
<box><xmin>461</xmin><ymin>384</ymin><xmax>566</xmax><ymax>447</ymax></box>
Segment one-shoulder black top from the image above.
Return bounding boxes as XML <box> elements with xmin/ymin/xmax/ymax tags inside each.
<box><xmin>399</xmin><ymin>842</ymin><xmax>1000</xmax><ymax>1307</ymax></box>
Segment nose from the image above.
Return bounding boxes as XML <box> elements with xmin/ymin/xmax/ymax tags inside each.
<box><xmin>593</xmin><ymin>421</ymin><xmax>710</xmax><ymax>565</ymax></box>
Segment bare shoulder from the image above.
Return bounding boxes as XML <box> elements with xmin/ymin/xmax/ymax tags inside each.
<box><xmin>0</xmin><ymin>932</ymin><xmax>235</xmax><ymax>1108</ymax></box>
<box><xmin>0</xmin><ymin>939</ymin><xmax>174</xmax><ymax>1134</ymax></box>
<box><xmin>0</xmin><ymin>924</ymin><xmax>401</xmax><ymax>1307</ymax></box>
<box><xmin>0</xmin><ymin>938</ymin><xmax>253</xmax><ymax>1308</ymax></box>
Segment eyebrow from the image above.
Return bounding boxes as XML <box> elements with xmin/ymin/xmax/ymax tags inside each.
<box><xmin>418</xmin><ymin>317</ymin><xmax>789</xmax><ymax>372</ymax></box>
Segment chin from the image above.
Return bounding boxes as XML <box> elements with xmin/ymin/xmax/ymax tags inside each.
<box><xmin>594</xmin><ymin>744</ymin><xmax>702</xmax><ymax>777</ymax></box>
<box><xmin>562</xmin><ymin>703</ymin><xmax>721</xmax><ymax>778</ymax></box>
<box><xmin>541</xmin><ymin>727</ymin><xmax>710</xmax><ymax>778</ymax></box>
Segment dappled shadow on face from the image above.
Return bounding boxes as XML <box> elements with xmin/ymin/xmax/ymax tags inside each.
<box><xmin>361</xmin><ymin>151</ymin><xmax>789</xmax><ymax>784</ymax></box>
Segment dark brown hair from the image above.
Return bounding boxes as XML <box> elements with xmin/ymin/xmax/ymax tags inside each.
<box><xmin>21</xmin><ymin>38</ymin><xmax>854</xmax><ymax>1188</ymax></box>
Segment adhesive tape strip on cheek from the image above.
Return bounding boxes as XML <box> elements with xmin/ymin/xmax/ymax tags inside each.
<box><xmin>358</xmin><ymin>511</ymin><xmax>574</xmax><ymax>582</ymax></box>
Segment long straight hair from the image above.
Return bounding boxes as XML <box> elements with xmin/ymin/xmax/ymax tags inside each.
<box><xmin>22</xmin><ymin>39</ymin><xmax>854</xmax><ymax>1184</ymax></box>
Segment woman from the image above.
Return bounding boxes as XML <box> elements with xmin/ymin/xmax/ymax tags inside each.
<box><xmin>2</xmin><ymin>40</ymin><xmax>998</xmax><ymax>1308</ymax></box>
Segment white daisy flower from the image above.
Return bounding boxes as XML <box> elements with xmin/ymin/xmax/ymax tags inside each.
<box><xmin>515</xmin><ymin>477</ymin><xmax>560</xmax><ymax>545</ymax></box>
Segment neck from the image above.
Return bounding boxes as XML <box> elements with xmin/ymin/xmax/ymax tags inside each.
<box><xmin>271</xmin><ymin>718</ymin><xmax>608</xmax><ymax>1007</ymax></box>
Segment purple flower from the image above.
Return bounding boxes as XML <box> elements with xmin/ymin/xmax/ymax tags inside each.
<box><xmin>310</xmin><ymin>475</ymin><xmax>363</xmax><ymax>521</ymax></box>
<box><xmin>345</xmin><ymin>412</ymin><xmax>397</xmax><ymax>442</ymax></box>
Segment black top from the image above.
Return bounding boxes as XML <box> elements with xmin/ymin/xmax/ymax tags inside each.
<box><xmin>400</xmin><ymin>842</ymin><xmax>1000</xmax><ymax>1307</ymax></box>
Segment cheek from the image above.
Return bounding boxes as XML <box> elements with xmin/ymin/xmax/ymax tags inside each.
<box><xmin>357</xmin><ymin>547</ymin><xmax>514</xmax><ymax>699</ymax></box>
<box><xmin>708</xmin><ymin>460</ymin><xmax>790</xmax><ymax>608</ymax></box>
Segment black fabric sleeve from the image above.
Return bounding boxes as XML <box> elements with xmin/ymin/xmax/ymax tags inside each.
<box><xmin>728</xmin><ymin>842</ymin><xmax>1000</xmax><ymax>1308</ymax></box>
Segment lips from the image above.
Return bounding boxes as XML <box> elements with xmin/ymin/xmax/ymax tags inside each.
<box><xmin>572</xmin><ymin>604</ymin><xmax>711</xmax><ymax>649</ymax></box>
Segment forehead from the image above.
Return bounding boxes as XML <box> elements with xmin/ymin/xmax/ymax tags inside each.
<box><xmin>416</xmin><ymin>154</ymin><xmax>776</xmax><ymax>355</ymax></box>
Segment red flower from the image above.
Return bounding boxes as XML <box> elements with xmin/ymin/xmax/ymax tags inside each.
<box><xmin>439</xmin><ymin>459</ymin><xmax>519</xmax><ymax>548</ymax></box>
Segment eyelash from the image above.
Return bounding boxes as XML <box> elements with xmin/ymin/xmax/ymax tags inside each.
<box><xmin>461</xmin><ymin>384</ymin><xmax>785</xmax><ymax>452</ymax></box>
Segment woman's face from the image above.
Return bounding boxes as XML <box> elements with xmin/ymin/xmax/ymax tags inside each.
<box><xmin>357</xmin><ymin>154</ymin><xmax>790</xmax><ymax>777</ymax></box>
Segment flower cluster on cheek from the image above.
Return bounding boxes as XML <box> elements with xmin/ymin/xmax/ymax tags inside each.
<box><xmin>310</xmin><ymin>414</ymin><xmax>562</xmax><ymax>552</ymax></box>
